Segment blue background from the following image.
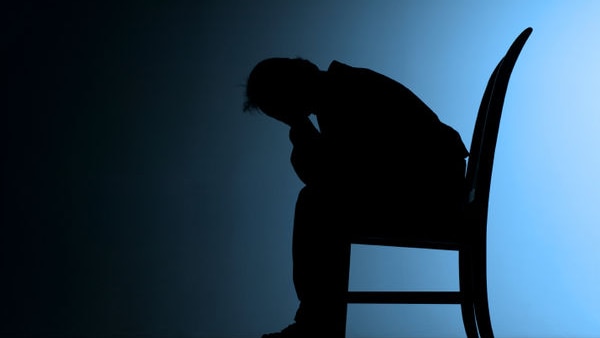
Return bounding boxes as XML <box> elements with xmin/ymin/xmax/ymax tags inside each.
<box><xmin>3</xmin><ymin>1</ymin><xmax>600</xmax><ymax>337</ymax></box>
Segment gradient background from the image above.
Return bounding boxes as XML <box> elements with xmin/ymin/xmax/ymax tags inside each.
<box><xmin>3</xmin><ymin>1</ymin><xmax>600</xmax><ymax>338</ymax></box>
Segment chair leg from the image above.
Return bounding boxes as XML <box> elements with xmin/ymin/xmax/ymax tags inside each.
<box><xmin>340</xmin><ymin>241</ymin><xmax>352</xmax><ymax>338</ymax></box>
<box><xmin>461</xmin><ymin>300</ymin><xmax>479</xmax><ymax>338</ymax></box>
<box><xmin>470</xmin><ymin>238</ymin><xmax>494</xmax><ymax>338</ymax></box>
<box><xmin>459</xmin><ymin>249</ymin><xmax>479</xmax><ymax>338</ymax></box>
<box><xmin>474</xmin><ymin>273</ymin><xmax>494</xmax><ymax>338</ymax></box>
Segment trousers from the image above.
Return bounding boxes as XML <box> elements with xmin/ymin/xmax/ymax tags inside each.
<box><xmin>289</xmin><ymin>159</ymin><xmax>467</xmax><ymax>336</ymax></box>
<box><xmin>291</xmin><ymin>185</ymin><xmax>350</xmax><ymax>336</ymax></box>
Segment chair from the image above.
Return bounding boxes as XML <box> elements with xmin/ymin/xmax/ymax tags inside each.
<box><xmin>342</xmin><ymin>27</ymin><xmax>533</xmax><ymax>338</ymax></box>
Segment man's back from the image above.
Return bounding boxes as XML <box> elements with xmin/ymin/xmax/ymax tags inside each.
<box><xmin>314</xmin><ymin>60</ymin><xmax>468</xmax><ymax>192</ymax></box>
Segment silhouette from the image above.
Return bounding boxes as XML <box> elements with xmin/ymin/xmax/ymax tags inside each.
<box><xmin>243</xmin><ymin>57</ymin><xmax>469</xmax><ymax>338</ymax></box>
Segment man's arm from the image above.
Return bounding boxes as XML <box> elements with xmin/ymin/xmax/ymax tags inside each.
<box><xmin>289</xmin><ymin>117</ymin><xmax>326</xmax><ymax>186</ymax></box>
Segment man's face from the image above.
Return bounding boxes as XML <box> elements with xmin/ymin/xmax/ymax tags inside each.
<box><xmin>259</xmin><ymin>94</ymin><xmax>310</xmax><ymax>126</ymax></box>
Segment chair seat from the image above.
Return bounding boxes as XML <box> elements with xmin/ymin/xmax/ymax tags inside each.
<box><xmin>348</xmin><ymin>209</ymin><xmax>466</xmax><ymax>250</ymax></box>
<box><xmin>351</xmin><ymin>229</ymin><xmax>464</xmax><ymax>251</ymax></box>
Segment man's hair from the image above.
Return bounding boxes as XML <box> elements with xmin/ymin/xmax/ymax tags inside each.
<box><xmin>243</xmin><ymin>57</ymin><xmax>319</xmax><ymax>112</ymax></box>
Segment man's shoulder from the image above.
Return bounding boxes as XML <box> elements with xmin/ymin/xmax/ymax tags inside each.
<box><xmin>326</xmin><ymin>60</ymin><xmax>398</xmax><ymax>88</ymax></box>
<box><xmin>327</xmin><ymin>60</ymin><xmax>350</xmax><ymax>72</ymax></box>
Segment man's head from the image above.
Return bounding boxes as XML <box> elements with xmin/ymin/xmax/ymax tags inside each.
<box><xmin>243</xmin><ymin>57</ymin><xmax>320</xmax><ymax>125</ymax></box>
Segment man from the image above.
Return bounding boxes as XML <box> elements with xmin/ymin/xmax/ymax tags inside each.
<box><xmin>243</xmin><ymin>57</ymin><xmax>469</xmax><ymax>338</ymax></box>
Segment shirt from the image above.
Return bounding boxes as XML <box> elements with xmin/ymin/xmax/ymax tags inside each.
<box><xmin>290</xmin><ymin>60</ymin><xmax>469</xmax><ymax>194</ymax></box>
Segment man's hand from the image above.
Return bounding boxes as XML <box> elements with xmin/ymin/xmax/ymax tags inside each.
<box><xmin>289</xmin><ymin>116</ymin><xmax>323</xmax><ymax>185</ymax></box>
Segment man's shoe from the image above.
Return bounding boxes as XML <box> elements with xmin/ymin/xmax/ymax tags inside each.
<box><xmin>262</xmin><ymin>323</ymin><xmax>305</xmax><ymax>338</ymax></box>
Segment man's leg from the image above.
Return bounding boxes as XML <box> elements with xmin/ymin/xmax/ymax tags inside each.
<box><xmin>296</xmin><ymin>185</ymin><xmax>350</xmax><ymax>335</ymax></box>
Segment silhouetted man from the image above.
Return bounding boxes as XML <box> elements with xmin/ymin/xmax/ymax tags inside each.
<box><xmin>243</xmin><ymin>57</ymin><xmax>469</xmax><ymax>338</ymax></box>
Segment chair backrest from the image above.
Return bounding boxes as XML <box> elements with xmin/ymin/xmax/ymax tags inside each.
<box><xmin>465</xmin><ymin>27</ymin><xmax>532</xmax><ymax>230</ymax></box>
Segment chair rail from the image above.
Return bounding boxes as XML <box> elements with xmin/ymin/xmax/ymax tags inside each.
<box><xmin>347</xmin><ymin>291</ymin><xmax>463</xmax><ymax>304</ymax></box>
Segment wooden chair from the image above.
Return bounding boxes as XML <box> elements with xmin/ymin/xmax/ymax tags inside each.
<box><xmin>342</xmin><ymin>27</ymin><xmax>533</xmax><ymax>338</ymax></box>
